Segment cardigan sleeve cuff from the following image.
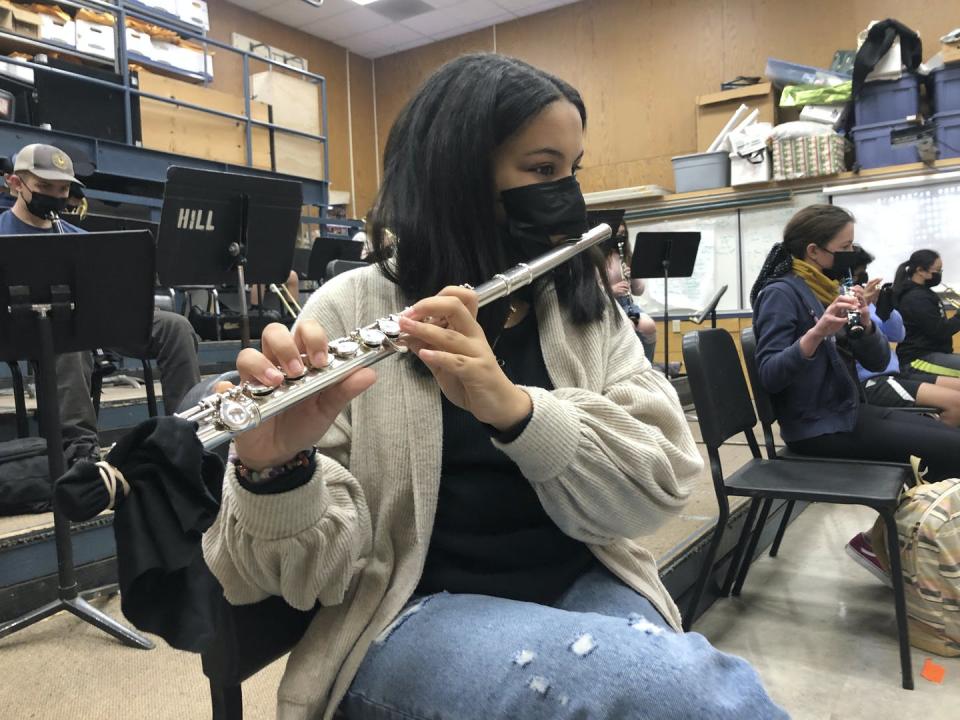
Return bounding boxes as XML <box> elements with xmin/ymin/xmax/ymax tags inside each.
<box><xmin>490</xmin><ymin>385</ymin><xmax>580</xmax><ymax>483</ymax></box>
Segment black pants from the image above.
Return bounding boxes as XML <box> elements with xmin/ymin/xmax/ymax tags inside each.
<box><xmin>55</xmin><ymin>309</ymin><xmax>201</xmax><ymax>444</ymax></box>
<box><xmin>901</xmin><ymin>351</ymin><xmax>960</xmax><ymax>379</ymax></box>
<box><xmin>787</xmin><ymin>404</ymin><xmax>960</xmax><ymax>482</ymax></box>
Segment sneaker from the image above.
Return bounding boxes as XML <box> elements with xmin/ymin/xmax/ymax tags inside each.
<box><xmin>845</xmin><ymin>531</ymin><xmax>892</xmax><ymax>588</ymax></box>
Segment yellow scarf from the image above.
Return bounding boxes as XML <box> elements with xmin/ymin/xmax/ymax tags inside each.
<box><xmin>791</xmin><ymin>257</ymin><xmax>839</xmax><ymax>306</ymax></box>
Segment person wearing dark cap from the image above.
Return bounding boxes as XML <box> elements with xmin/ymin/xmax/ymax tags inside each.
<box><xmin>0</xmin><ymin>143</ymin><xmax>202</xmax><ymax>457</ymax></box>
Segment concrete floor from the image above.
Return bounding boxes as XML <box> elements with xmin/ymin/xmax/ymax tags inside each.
<box><xmin>693</xmin><ymin>502</ymin><xmax>960</xmax><ymax>720</ymax></box>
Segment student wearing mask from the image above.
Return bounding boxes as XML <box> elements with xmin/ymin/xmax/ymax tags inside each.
<box><xmin>201</xmin><ymin>54</ymin><xmax>787</xmax><ymax>720</ymax></box>
<box><xmin>892</xmin><ymin>249</ymin><xmax>960</xmax><ymax>379</ymax></box>
<box><xmin>752</xmin><ymin>205</ymin><xmax>960</xmax><ymax>583</ymax></box>
<box><xmin>853</xmin><ymin>247</ymin><xmax>960</xmax><ymax>425</ymax></box>
<box><xmin>0</xmin><ymin>144</ymin><xmax>202</xmax><ymax>456</ymax></box>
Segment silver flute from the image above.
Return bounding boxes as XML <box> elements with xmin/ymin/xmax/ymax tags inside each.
<box><xmin>180</xmin><ymin>223</ymin><xmax>612</xmax><ymax>450</ymax></box>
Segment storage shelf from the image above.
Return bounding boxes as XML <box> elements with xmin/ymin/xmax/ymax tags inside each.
<box><xmin>0</xmin><ymin>29</ymin><xmax>114</xmax><ymax>70</ymax></box>
<box><xmin>128</xmin><ymin>51</ymin><xmax>210</xmax><ymax>84</ymax></box>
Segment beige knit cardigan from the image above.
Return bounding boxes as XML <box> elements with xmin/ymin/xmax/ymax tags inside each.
<box><xmin>202</xmin><ymin>264</ymin><xmax>703</xmax><ymax>719</ymax></box>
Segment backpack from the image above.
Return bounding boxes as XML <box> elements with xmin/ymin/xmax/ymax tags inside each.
<box><xmin>0</xmin><ymin>437</ymin><xmax>52</xmax><ymax>515</ymax></box>
<box><xmin>873</xmin><ymin>475</ymin><xmax>960</xmax><ymax>657</ymax></box>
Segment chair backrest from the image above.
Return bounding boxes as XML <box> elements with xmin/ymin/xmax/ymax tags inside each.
<box><xmin>739</xmin><ymin>327</ymin><xmax>779</xmax><ymax>456</ymax></box>
<box><xmin>682</xmin><ymin>328</ymin><xmax>757</xmax><ymax>449</ymax></box>
<box><xmin>325</xmin><ymin>259</ymin><xmax>366</xmax><ymax>280</ymax></box>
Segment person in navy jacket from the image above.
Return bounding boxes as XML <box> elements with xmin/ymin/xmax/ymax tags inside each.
<box><xmin>751</xmin><ymin>204</ymin><xmax>960</xmax><ymax>582</ymax></box>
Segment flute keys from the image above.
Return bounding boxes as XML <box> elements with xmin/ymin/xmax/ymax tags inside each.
<box><xmin>332</xmin><ymin>340</ymin><xmax>359</xmax><ymax>358</ymax></box>
<box><xmin>219</xmin><ymin>398</ymin><xmax>261</xmax><ymax>432</ymax></box>
<box><xmin>246</xmin><ymin>383</ymin><xmax>275</xmax><ymax>397</ymax></box>
<box><xmin>378</xmin><ymin>318</ymin><xmax>401</xmax><ymax>338</ymax></box>
<box><xmin>359</xmin><ymin>328</ymin><xmax>386</xmax><ymax>348</ymax></box>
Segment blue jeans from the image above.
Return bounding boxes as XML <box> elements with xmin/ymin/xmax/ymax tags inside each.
<box><xmin>341</xmin><ymin>566</ymin><xmax>788</xmax><ymax>719</ymax></box>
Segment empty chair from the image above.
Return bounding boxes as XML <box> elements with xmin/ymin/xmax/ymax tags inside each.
<box><xmin>681</xmin><ymin>328</ymin><xmax>913</xmax><ymax>689</ymax></box>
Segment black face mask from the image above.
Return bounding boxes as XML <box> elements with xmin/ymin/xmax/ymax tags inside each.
<box><xmin>926</xmin><ymin>271</ymin><xmax>943</xmax><ymax>288</ymax></box>
<box><xmin>820</xmin><ymin>249</ymin><xmax>859</xmax><ymax>281</ymax></box>
<box><xmin>499</xmin><ymin>176</ymin><xmax>587</xmax><ymax>263</ymax></box>
<box><xmin>22</xmin><ymin>185</ymin><xmax>68</xmax><ymax>220</ymax></box>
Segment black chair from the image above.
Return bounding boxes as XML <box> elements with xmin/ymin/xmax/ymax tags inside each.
<box><xmin>325</xmin><ymin>259</ymin><xmax>367</xmax><ymax>280</ymax></box>
<box><xmin>90</xmin><ymin>351</ymin><xmax>159</xmax><ymax>419</ymax></box>
<box><xmin>176</xmin><ymin>372</ymin><xmax>319</xmax><ymax>720</ymax></box>
<box><xmin>681</xmin><ymin>328</ymin><xmax>913</xmax><ymax>689</ymax></box>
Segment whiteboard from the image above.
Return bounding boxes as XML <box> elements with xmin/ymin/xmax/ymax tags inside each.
<box><xmin>834</xmin><ymin>184</ymin><xmax>960</xmax><ymax>289</ymax></box>
<box><xmin>627</xmin><ymin>212</ymin><xmax>740</xmax><ymax>313</ymax></box>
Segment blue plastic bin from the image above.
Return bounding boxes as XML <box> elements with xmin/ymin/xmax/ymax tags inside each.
<box><xmin>765</xmin><ymin>58</ymin><xmax>849</xmax><ymax>87</ymax></box>
<box><xmin>932</xmin><ymin>65</ymin><xmax>960</xmax><ymax>115</ymax></box>
<box><xmin>852</xmin><ymin>119</ymin><xmax>920</xmax><ymax>169</ymax></box>
<box><xmin>855</xmin><ymin>74</ymin><xmax>921</xmax><ymax>125</ymax></box>
<box><xmin>933</xmin><ymin>110</ymin><xmax>960</xmax><ymax>159</ymax></box>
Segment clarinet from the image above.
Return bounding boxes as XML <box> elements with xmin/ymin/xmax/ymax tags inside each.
<box><xmin>180</xmin><ymin>223</ymin><xmax>613</xmax><ymax>450</ymax></box>
<box><xmin>616</xmin><ymin>238</ymin><xmax>640</xmax><ymax>321</ymax></box>
<box><xmin>843</xmin><ymin>270</ymin><xmax>864</xmax><ymax>338</ymax></box>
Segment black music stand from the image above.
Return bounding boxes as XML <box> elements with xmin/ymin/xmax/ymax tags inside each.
<box><xmin>632</xmin><ymin>232</ymin><xmax>701</xmax><ymax>378</ymax></box>
<box><xmin>306</xmin><ymin>236</ymin><xmax>364</xmax><ymax>282</ymax></box>
<box><xmin>0</xmin><ymin>231</ymin><xmax>155</xmax><ymax>649</ymax></box>
<box><xmin>157</xmin><ymin>166</ymin><xmax>302</xmax><ymax>348</ymax></box>
<box><xmin>690</xmin><ymin>284</ymin><xmax>728</xmax><ymax>328</ymax></box>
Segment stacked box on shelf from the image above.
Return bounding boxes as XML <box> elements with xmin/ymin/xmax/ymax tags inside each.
<box><xmin>854</xmin><ymin>73</ymin><xmax>921</xmax><ymax>125</ymax></box>
<box><xmin>0</xmin><ymin>1</ymin><xmax>40</xmax><ymax>38</ymax></box>
<box><xmin>176</xmin><ymin>0</ymin><xmax>209</xmax><ymax>31</ymax></box>
<box><xmin>37</xmin><ymin>13</ymin><xmax>76</xmax><ymax>48</ymax></box>
<box><xmin>125</xmin><ymin>26</ymin><xmax>153</xmax><ymax>59</ymax></box>
<box><xmin>771</xmin><ymin>134</ymin><xmax>847</xmax><ymax>180</ymax></box>
<box><xmin>129</xmin><ymin>0</ymin><xmax>180</xmax><ymax>19</ymax></box>
<box><xmin>931</xmin><ymin>65</ymin><xmax>960</xmax><ymax>115</ymax></box>
<box><xmin>933</xmin><ymin>110</ymin><xmax>960</xmax><ymax>159</ymax></box>
<box><xmin>851</xmin><ymin>120</ymin><xmax>920</xmax><ymax>168</ymax></box>
<box><xmin>76</xmin><ymin>20</ymin><xmax>115</xmax><ymax>60</ymax></box>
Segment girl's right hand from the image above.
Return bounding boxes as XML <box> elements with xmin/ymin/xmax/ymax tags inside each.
<box><xmin>230</xmin><ymin>321</ymin><xmax>377</xmax><ymax>471</ymax></box>
<box><xmin>813</xmin><ymin>295</ymin><xmax>860</xmax><ymax>339</ymax></box>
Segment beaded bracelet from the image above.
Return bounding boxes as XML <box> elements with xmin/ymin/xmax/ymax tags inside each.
<box><xmin>230</xmin><ymin>446</ymin><xmax>316</xmax><ymax>484</ymax></box>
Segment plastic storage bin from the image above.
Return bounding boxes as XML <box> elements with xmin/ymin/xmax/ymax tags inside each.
<box><xmin>933</xmin><ymin>110</ymin><xmax>960</xmax><ymax>159</ymax></box>
<box><xmin>671</xmin><ymin>151</ymin><xmax>730</xmax><ymax>193</ymax></box>
<box><xmin>855</xmin><ymin>74</ymin><xmax>921</xmax><ymax>125</ymax></box>
<box><xmin>852</xmin><ymin>119</ymin><xmax>919</xmax><ymax>169</ymax></box>
<box><xmin>765</xmin><ymin>58</ymin><xmax>850</xmax><ymax>87</ymax></box>
<box><xmin>931</xmin><ymin>65</ymin><xmax>960</xmax><ymax>115</ymax></box>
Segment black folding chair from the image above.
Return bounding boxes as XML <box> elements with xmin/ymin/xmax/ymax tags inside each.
<box><xmin>681</xmin><ymin>328</ymin><xmax>913</xmax><ymax>689</ymax></box>
<box><xmin>176</xmin><ymin>372</ymin><xmax>320</xmax><ymax>720</ymax></box>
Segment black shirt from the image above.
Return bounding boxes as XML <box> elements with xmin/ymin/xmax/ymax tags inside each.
<box><xmin>895</xmin><ymin>282</ymin><xmax>960</xmax><ymax>364</ymax></box>
<box><xmin>415</xmin><ymin>309</ymin><xmax>595</xmax><ymax>604</ymax></box>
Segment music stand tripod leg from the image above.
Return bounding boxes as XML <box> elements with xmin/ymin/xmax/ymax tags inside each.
<box><xmin>0</xmin><ymin>309</ymin><xmax>153</xmax><ymax>650</ymax></box>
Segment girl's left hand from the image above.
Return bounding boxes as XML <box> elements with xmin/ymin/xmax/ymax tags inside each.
<box><xmin>399</xmin><ymin>286</ymin><xmax>532</xmax><ymax>431</ymax></box>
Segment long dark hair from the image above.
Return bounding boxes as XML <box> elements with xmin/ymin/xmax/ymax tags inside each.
<box><xmin>367</xmin><ymin>53</ymin><xmax>615</xmax><ymax>337</ymax></box>
<box><xmin>893</xmin><ymin>249</ymin><xmax>939</xmax><ymax>292</ymax></box>
<box><xmin>750</xmin><ymin>204</ymin><xmax>855</xmax><ymax>305</ymax></box>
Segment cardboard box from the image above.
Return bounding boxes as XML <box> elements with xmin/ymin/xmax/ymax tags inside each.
<box><xmin>76</xmin><ymin>19</ymin><xmax>115</xmax><ymax>60</ymax></box>
<box><xmin>943</xmin><ymin>43</ymin><xmax>960</xmax><ymax>65</ymax></box>
<box><xmin>173</xmin><ymin>44</ymin><xmax>213</xmax><ymax>78</ymax></box>
<box><xmin>125</xmin><ymin>27</ymin><xmax>153</xmax><ymax>58</ymax></box>
<box><xmin>0</xmin><ymin>57</ymin><xmax>34</xmax><ymax>84</ymax></box>
<box><xmin>131</xmin><ymin>0</ymin><xmax>179</xmax><ymax>17</ymax></box>
<box><xmin>696</xmin><ymin>83</ymin><xmax>777</xmax><ymax>152</ymax></box>
<box><xmin>0</xmin><ymin>2</ymin><xmax>41</xmax><ymax>39</ymax></box>
<box><xmin>38</xmin><ymin>15</ymin><xmax>76</xmax><ymax>47</ymax></box>
<box><xmin>176</xmin><ymin>0</ymin><xmax>209</xmax><ymax>31</ymax></box>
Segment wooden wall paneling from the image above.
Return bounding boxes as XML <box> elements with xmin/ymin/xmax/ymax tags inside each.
<box><xmin>721</xmin><ymin>0</ymin><xmax>960</xmax><ymax>81</ymax></box>
<box><xmin>372</xmin><ymin>28</ymin><xmax>494</xmax><ymax>162</ymax></box>
<box><xmin>251</xmin><ymin>71</ymin><xmax>324</xmax><ymax>181</ymax></box>
<box><xmin>205</xmin><ymin>0</ymin><xmax>352</xmax><ymax>202</ymax></box>
<box><xmin>348</xmin><ymin>53</ymin><xmax>378</xmax><ymax>219</ymax></box>
<box><xmin>138</xmin><ymin>70</ymin><xmax>271</xmax><ymax>168</ymax></box>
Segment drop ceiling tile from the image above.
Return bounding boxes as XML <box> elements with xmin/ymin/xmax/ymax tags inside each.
<box><xmin>448</xmin><ymin>0</ymin><xmax>513</xmax><ymax>23</ymax></box>
<box><xmin>226</xmin><ymin>0</ymin><xmax>284</xmax><ymax>11</ymax></box>
<box><xmin>260</xmin><ymin>0</ymin><xmax>351</xmax><ymax>26</ymax></box>
<box><xmin>350</xmin><ymin>22</ymin><xmax>426</xmax><ymax>46</ymax></box>
<box><xmin>302</xmin><ymin>6</ymin><xmax>392</xmax><ymax>40</ymax></box>
<box><xmin>506</xmin><ymin>0</ymin><xmax>579</xmax><ymax>17</ymax></box>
